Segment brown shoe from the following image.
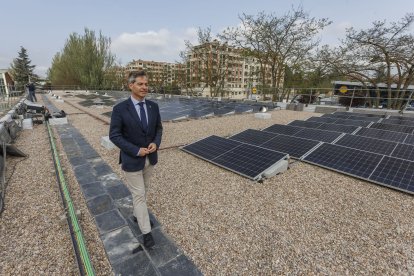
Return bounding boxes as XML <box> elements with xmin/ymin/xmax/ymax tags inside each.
<box><xmin>143</xmin><ymin>232</ymin><xmax>155</xmax><ymax>248</ymax></box>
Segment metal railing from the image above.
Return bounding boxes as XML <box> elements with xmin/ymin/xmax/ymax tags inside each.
<box><xmin>26</xmin><ymin>84</ymin><xmax>414</xmax><ymax>111</ymax></box>
<box><xmin>0</xmin><ymin>85</ymin><xmax>26</xmax><ymax>116</ymax></box>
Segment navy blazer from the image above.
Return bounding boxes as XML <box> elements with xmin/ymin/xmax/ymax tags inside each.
<box><xmin>109</xmin><ymin>98</ymin><xmax>163</xmax><ymax>172</ymax></box>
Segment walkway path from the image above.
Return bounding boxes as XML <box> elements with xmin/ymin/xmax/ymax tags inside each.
<box><xmin>44</xmin><ymin>95</ymin><xmax>202</xmax><ymax>275</ymax></box>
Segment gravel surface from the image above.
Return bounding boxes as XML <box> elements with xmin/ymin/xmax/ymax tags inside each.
<box><xmin>2</xmin><ymin>91</ymin><xmax>414</xmax><ymax>275</ymax></box>
<box><xmin>0</xmin><ymin>117</ymin><xmax>77</xmax><ymax>275</ymax></box>
<box><xmin>0</xmin><ymin>97</ymin><xmax>112</xmax><ymax>275</ymax></box>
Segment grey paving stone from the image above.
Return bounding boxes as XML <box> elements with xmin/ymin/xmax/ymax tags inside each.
<box><xmin>114</xmin><ymin>196</ymin><xmax>133</xmax><ymax>219</ymax></box>
<box><xmin>93</xmin><ymin>162</ymin><xmax>113</xmax><ymax>176</ymax></box>
<box><xmin>77</xmin><ymin>175</ymin><xmax>99</xmax><ymax>186</ymax></box>
<box><xmin>112</xmin><ymin>252</ymin><xmax>158</xmax><ymax>276</ymax></box>
<box><xmin>60</xmin><ymin>138</ymin><xmax>76</xmax><ymax>146</ymax></box>
<box><xmin>79</xmin><ymin>144</ymin><xmax>100</xmax><ymax>159</ymax></box>
<box><xmin>65</xmin><ymin>148</ymin><xmax>82</xmax><ymax>156</ymax></box>
<box><xmin>77</xmin><ymin>174</ymin><xmax>98</xmax><ymax>186</ymax></box>
<box><xmin>95</xmin><ymin>209</ymin><xmax>127</xmax><ymax>234</ymax></box>
<box><xmin>100</xmin><ymin>173</ymin><xmax>124</xmax><ymax>188</ymax></box>
<box><xmin>87</xmin><ymin>194</ymin><xmax>114</xmax><ymax>216</ymax></box>
<box><xmin>58</xmin><ymin>133</ymin><xmax>73</xmax><ymax>139</ymax></box>
<box><xmin>82</xmin><ymin>181</ymin><xmax>106</xmax><ymax>200</ymax></box>
<box><xmin>140</xmin><ymin>228</ymin><xmax>182</xmax><ymax>267</ymax></box>
<box><xmin>158</xmin><ymin>254</ymin><xmax>203</xmax><ymax>276</ymax></box>
<box><xmin>69</xmin><ymin>156</ymin><xmax>87</xmax><ymax>167</ymax></box>
<box><xmin>74</xmin><ymin>163</ymin><xmax>95</xmax><ymax>177</ymax></box>
<box><xmin>106</xmin><ymin>184</ymin><xmax>131</xmax><ymax>200</ymax></box>
<box><xmin>102</xmin><ymin>226</ymin><xmax>141</xmax><ymax>264</ymax></box>
<box><xmin>76</xmin><ymin>139</ymin><xmax>90</xmax><ymax>146</ymax></box>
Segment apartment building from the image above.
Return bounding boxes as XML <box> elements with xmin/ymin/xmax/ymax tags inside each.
<box><xmin>124</xmin><ymin>41</ymin><xmax>282</xmax><ymax>99</ymax></box>
<box><xmin>186</xmin><ymin>40</ymin><xmax>279</xmax><ymax>100</ymax></box>
<box><xmin>0</xmin><ymin>69</ymin><xmax>15</xmax><ymax>98</ymax></box>
<box><xmin>125</xmin><ymin>59</ymin><xmax>183</xmax><ymax>90</ymax></box>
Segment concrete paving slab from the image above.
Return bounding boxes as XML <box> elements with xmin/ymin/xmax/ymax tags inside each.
<box><xmin>106</xmin><ymin>184</ymin><xmax>131</xmax><ymax>201</ymax></box>
<box><xmin>82</xmin><ymin>182</ymin><xmax>106</xmax><ymax>200</ymax></box>
<box><xmin>158</xmin><ymin>255</ymin><xmax>203</xmax><ymax>276</ymax></box>
<box><xmin>94</xmin><ymin>209</ymin><xmax>127</xmax><ymax>234</ymax></box>
<box><xmin>102</xmin><ymin>226</ymin><xmax>140</xmax><ymax>264</ymax></box>
<box><xmin>112</xmin><ymin>252</ymin><xmax>158</xmax><ymax>276</ymax></box>
<box><xmin>87</xmin><ymin>194</ymin><xmax>114</xmax><ymax>216</ymax></box>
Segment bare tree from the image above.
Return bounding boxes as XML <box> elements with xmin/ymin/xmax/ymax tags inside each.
<box><xmin>220</xmin><ymin>7</ymin><xmax>331</xmax><ymax>101</ymax></box>
<box><xmin>318</xmin><ymin>13</ymin><xmax>414</xmax><ymax>109</ymax></box>
<box><xmin>180</xmin><ymin>27</ymin><xmax>230</xmax><ymax>97</ymax></box>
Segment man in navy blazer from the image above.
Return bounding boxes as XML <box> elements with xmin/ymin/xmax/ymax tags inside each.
<box><xmin>109</xmin><ymin>70</ymin><xmax>163</xmax><ymax>248</ymax></box>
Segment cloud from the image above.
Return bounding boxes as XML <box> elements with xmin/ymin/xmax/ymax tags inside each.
<box><xmin>35</xmin><ymin>65</ymin><xmax>49</xmax><ymax>78</ymax></box>
<box><xmin>111</xmin><ymin>28</ymin><xmax>198</xmax><ymax>65</ymax></box>
<box><xmin>319</xmin><ymin>21</ymin><xmax>353</xmax><ymax>46</ymax></box>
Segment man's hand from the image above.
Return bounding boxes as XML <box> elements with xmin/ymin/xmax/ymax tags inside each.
<box><xmin>138</xmin><ymin>147</ymin><xmax>150</xmax><ymax>156</ymax></box>
<box><xmin>148</xmin><ymin>143</ymin><xmax>157</xmax><ymax>153</ymax></box>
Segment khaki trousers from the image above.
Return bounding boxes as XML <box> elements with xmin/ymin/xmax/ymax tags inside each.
<box><xmin>124</xmin><ymin>158</ymin><xmax>154</xmax><ymax>234</ymax></box>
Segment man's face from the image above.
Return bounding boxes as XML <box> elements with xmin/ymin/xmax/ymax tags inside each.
<box><xmin>129</xmin><ymin>76</ymin><xmax>148</xmax><ymax>100</ymax></box>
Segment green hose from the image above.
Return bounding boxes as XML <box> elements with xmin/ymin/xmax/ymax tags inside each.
<box><xmin>47</xmin><ymin>122</ymin><xmax>95</xmax><ymax>276</ymax></box>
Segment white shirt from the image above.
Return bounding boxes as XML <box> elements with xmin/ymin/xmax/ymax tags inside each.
<box><xmin>130</xmin><ymin>96</ymin><xmax>148</xmax><ymax>125</ymax></box>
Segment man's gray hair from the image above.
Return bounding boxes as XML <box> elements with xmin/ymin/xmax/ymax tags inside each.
<box><xmin>128</xmin><ymin>71</ymin><xmax>147</xmax><ymax>84</ymax></box>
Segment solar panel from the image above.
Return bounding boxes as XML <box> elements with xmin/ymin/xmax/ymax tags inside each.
<box><xmin>307</xmin><ymin>116</ymin><xmax>338</xmax><ymax>123</ymax></box>
<box><xmin>229</xmin><ymin>129</ymin><xmax>277</xmax><ymax>146</ymax></box>
<box><xmin>288</xmin><ymin>120</ymin><xmax>323</xmax><ymax>129</ymax></box>
<box><xmin>403</xmin><ymin>134</ymin><xmax>414</xmax><ymax>145</ymax></box>
<box><xmin>351</xmin><ymin>113</ymin><xmax>385</xmax><ymax>118</ymax></box>
<box><xmin>390</xmin><ymin>143</ymin><xmax>414</xmax><ymax>161</ymax></box>
<box><xmin>182</xmin><ymin>135</ymin><xmax>289</xmax><ymax>180</ymax></box>
<box><xmin>330</xmin><ymin>118</ymin><xmax>372</xmax><ymax>127</ymax></box>
<box><xmin>369</xmin><ymin>156</ymin><xmax>414</xmax><ymax>193</ymax></box>
<box><xmin>293</xmin><ymin>128</ymin><xmax>342</xmax><ymax>143</ymax></box>
<box><xmin>370</xmin><ymin>122</ymin><xmax>414</xmax><ymax>134</ymax></box>
<box><xmin>212</xmin><ymin>145</ymin><xmax>288</xmax><ymax>179</ymax></box>
<box><xmin>303</xmin><ymin>143</ymin><xmax>383</xmax><ymax>179</ymax></box>
<box><xmin>335</xmin><ymin>134</ymin><xmax>397</xmax><ymax>155</ymax></box>
<box><xmin>331</xmin><ymin>112</ymin><xmax>352</xmax><ymax>116</ymax></box>
<box><xmin>317</xmin><ymin>123</ymin><xmax>359</xmax><ymax>134</ymax></box>
<box><xmin>322</xmin><ymin>113</ymin><xmax>350</xmax><ymax>119</ymax></box>
<box><xmin>382</xmin><ymin>119</ymin><xmax>414</xmax><ymax>127</ymax></box>
<box><xmin>262</xmin><ymin>124</ymin><xmax>303</xmax><ymax>136</ymax></box>
<box><xmin>388</xmin><ymin>115</ymin><xmax>414</xmax><ymax>121</ymax></box>
<box><xmin>347</xmin><ymin>115</ymin><xmax>380</xmax><ymax>122</ymax></box>
<box><xmin>260</xmin><ymin>134</ymin><xmax>320</xmax><ymax>159</ymax></box>
<box><xmin>181</xmin><ymin>135</ymin><xmax>240</xmax><ymax>160</ymax></box>
<box><xmin>354</xmin><ymin>127</ymin><xmax>408</xmax><ymax>143</ymax></box>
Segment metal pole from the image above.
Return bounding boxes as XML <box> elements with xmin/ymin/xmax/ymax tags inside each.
<box><xmin>349</xmin><ymin>87</ymin><xmax>355</xmax><ymax>109</ymax></box>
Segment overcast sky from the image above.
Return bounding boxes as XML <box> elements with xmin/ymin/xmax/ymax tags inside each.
<box><xmin>1</xmin><ymin>0</ymin><xmax>413</xmax><ymax>77</ymax></box>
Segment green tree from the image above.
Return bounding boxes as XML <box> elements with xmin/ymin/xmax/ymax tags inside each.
<box><xmin>48</xmin><ymin>28</ymin><xmax>116</xmax><ymax>89</ymax></box>
<box><xmin>9</xmin><ymin>46</ymin><xmax>37</xmax><ymax>89</ymax></box>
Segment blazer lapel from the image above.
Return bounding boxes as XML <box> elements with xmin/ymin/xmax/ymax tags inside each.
<box><xmin>146</xmin><ymin>101</ymin><xmax>154</xmax><ymax>130</ymax></box>
<box><xmin>126</xmin><ymin>99</ymin><xmax>144</xmax><ymax>130</ymax></box>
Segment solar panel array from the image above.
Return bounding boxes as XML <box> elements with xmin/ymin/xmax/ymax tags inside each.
<box><xmin>229</xmin><ymin>129</ymin><xmax>320</xmax><ymax>159</ymax></box>
<box><xmin>153</xmin><ymin>97</ymin><xmax>277</xmax><ymax>121</ymax></box>
<box><xmin>182</xmin><ymin>110</ymin><xmax>414</xmax><ymax>194</ymax></box>
<box><xmin>290</xmin><ymin>120</ymin><xmax>359</xmax><ymax>134</ymax></box>
<box><xmin>308</xmin><ymin>116</ymin><xmax>372</xmax><ymax>127</ymax></box>
<box><xmin>181</xmin><ymin>135</ymin><xmax>289</xmax><ymax>180</ymax></box>
<box><xmin>302</xmin><ymin>111</ymin><xmax>414</xmax><ymax>194</ymax></box>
